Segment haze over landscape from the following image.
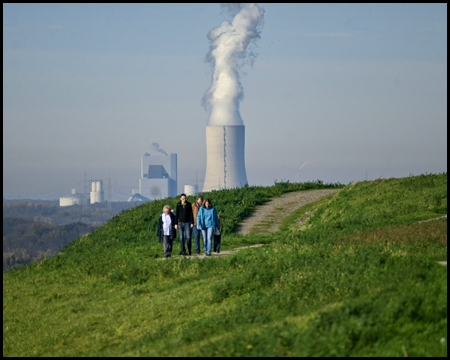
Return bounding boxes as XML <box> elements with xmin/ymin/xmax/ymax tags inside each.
<box><xmin>3</xmin><ymin>3</ymin><xmax>447</xmax><ymax>201</ymax></box>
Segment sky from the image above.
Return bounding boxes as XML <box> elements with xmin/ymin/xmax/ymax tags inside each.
<box><xmin>3</xmin><ymin>3</ymin><xmax>447</xmax><ymax>201</ymax></box>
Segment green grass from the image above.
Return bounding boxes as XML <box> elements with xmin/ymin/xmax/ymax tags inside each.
<box><xmin>3</xmin><ymin>174</ymin><xmax>447</xmax><ymax>356</ymax></box>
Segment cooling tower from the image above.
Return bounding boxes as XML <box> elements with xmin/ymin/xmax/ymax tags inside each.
<box><xmin>203</xmin><ymin>125</ymin><xmax>248</xmax><ymax>192</ymax></box>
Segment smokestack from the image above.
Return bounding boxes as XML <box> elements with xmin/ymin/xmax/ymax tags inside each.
<box><xmin>202</xmin><ymin>4</ymin><xmax>264</xmax><ymax>191</ymax></box>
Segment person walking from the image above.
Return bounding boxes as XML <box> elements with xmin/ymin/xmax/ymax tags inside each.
<box><xmin>213</xmin><ymin>213</ymin><xmax>222</xmax><ymax>253</ymax></box>
<box><xmin>191</xmin><ymin>195</ymin><xmax>204</xmax><ymax>254</ymax></box>
<box><xmin>197</xmin><ymin>198</ymin><xmax>220</xmax><ymax>256</ymax></box>
<box><xmin>157</xmin><ymin>205</ymin><xmax>177</xmax><ymax>258</ymax></box>
<box><xmin>175</xmin><ymin>193</ymin><xmax>194</xmax><ymax>256</ymax></box>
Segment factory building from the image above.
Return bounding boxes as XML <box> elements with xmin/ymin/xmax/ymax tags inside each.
<box><xmin>90</xmin><ymin>180</ymin><xmax>104</xmax><ymax>204</ymax></box>
<box><xmin>139</xmin><ymin>153</ymin><xmax>177</xmax><ymax>201</ymax></box>
<box><xmin>59</xmin><ymin>189</ymin><xmax>85</xmax><ymax>207</ymax></box>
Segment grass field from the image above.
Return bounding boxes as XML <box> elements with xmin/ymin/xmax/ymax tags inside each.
<box><xmin>3</xmin><ymin>174</ymin><xmax>447</xmax><ymax>356</ymax></box>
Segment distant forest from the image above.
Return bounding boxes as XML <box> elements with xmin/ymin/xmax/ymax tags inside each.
<box><xmin>3</xmin><ymin>217</ymin><xmax>99</xmax><ymax>271</ymax></box>
<box><xmin>3</xmin><ymin>200</ymin><xmax>145</xmax><ymax>271</ymax></box>
<box><xmin>3</xmin><ymin>200</ymin><xmax>139</xmax><ymax>225</ymax></box>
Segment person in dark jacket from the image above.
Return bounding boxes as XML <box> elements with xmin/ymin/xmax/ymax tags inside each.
<box><xmin>175</xmin><ymin>193</ymin><xmax>194</xmax><ymax>255</ymax></box>
<box><xmin>213</xmin><ymin>213</ymin><xmax>222</xmax><ymax>253</ymax></box>
<box><xmin>157</xmin><ymin>205</ymin><xmax>177</xmax><ymax>258</ymax></box>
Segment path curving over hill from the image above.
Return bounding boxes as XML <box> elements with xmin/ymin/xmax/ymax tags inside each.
<box><xmin>234</xmin><ymin>189</ymin><xmax>341</xmax><ymax>236</ymax></box>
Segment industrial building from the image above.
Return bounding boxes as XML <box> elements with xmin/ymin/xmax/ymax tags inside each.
<box><xmin>203</xmin><ymin>125</ymin><xmax>248</xmax><ymax>192</ymax></box>
<box><xmin>59</xmin><ymin>189</ymin><xmax>85</xmax><ymax>207</ymax></box>
<box><xmin>90</xmin><ymin>180</ymin><xmax>104</xmax><ymax>204</ymax></box>
<box><xmin>139</xmin><ymin>153</ymin><xmax>177</xmax><ymax>200</ymax></box>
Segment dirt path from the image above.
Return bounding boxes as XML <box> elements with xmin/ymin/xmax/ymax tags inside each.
<box><xmin>234</xmin><ymin>189</ymin><xmax>341</xmax><ymax>236</ymax></box>
<box><xmin>159</xmin><ymin>244</ymin><xmax>266</xmax><ymax>260</ymax></box>
<box><xmin>416</xmin><ymin>214</ymin><xmax>447</xmax><ymax>223</ymax></box>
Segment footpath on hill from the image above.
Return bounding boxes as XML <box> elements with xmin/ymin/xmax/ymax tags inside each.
<box><xmin>234</xmin><ymin>189</ymin><xmax>341</xmax><ymax>236</ymax></box>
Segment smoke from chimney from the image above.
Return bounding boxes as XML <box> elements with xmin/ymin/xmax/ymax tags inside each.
<box><xmin>151</xmin><ymin>142</ymin><xmax>168</xmax><ymax>156</ymax></box>
<box><xmin>202</xmin><ymin>3</ymin><xmax>265</xmax><ymax>126</ymax></box>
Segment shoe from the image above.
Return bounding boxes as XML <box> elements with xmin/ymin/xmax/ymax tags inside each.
<box><xmin>196</xmin><ymin>251</ymin><xmax>200</xmax><ymax>254</ymax></box>
<box><xmin>188</xmin><ymin>251</ymin><xmax>192</xmax><ymax>256</ymax></box>
<box><xmin>178</xmin><ymin>252</ymin><xmax>183</xmax><ymax>255</ymax></box>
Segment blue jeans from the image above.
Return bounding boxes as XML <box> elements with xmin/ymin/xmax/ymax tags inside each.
<box><xmin>163</xmin><ymin>235</ymin><xmax>173</xmax><ymax>257</ymax></box>
<box><xmin>178</xmin><ymin>222</ymin><xmax>192</xmax><ymax>254</ymax></box>
<box><xmin>201</xmin><ymin>227</ymin><xmax>214</xmax><ymax>254</ymax></box>
<box><xmin>193</xmin><ymin>226</ymin><xmax>202</xmax><ymax>253</ymax></box>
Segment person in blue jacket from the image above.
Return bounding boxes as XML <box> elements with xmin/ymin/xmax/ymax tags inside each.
<box><xmin>196</xmin><ymin>198</ymin><xmax>220</xmax><ymax>256</ymax></box>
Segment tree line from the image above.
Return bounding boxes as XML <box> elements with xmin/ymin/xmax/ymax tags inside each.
<box><xmin>3</xmin><ymin>200</ymin><xmax>138</xmax><ymax>226</ymax></box>
<box><xmin>3</xmin><ymin>217</ymin><xmax>100</xmax><ymax>271</ymax></box>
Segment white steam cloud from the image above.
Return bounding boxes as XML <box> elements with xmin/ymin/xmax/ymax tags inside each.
<box><xmin>202</xmin><ymin>3</ymin><xmax>264</xmax><ymax>126</ymax></box>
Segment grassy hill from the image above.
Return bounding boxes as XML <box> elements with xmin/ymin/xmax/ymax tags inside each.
<box><xmin>3</xmin><ymin>175</ymin><xmax>447</xmax><ymax>356</ymax></box>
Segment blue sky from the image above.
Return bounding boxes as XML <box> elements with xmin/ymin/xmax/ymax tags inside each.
<box><xmin>3</xmin><ymin>3</ymin><xmax>447</xmax><ymax>200</ymax></box>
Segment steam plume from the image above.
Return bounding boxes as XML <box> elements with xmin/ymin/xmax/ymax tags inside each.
<box><xmin>202</xmin><ymin>3</ymin><xmax>264</xmax><ymax>126</ymax></box>
<box><xmin>151</xmin><ymin>142</ymin><xmax>168</xmax><ymax>155</ymax></box>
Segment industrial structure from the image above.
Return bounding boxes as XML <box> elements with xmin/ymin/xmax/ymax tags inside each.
<box><xmin>139</xmin><ymin>153</ymin><xmax>177</xmax><ymax>200</ymax></box>
<box><xmin>203</xmin><ymin>125</ymin><xmax>248</xmax><ymax>192</ymax></box>
<box><xmin>90</xmin><ymin>180</ymin><xmax>104</xmax><ymax>204</ymax></box>
<box><xmin>128</xmin><ymin>190</ymin><xmax>150</xmax><ymax>202</ymax></box>
<box><xmin>59</xmin><ymin>189</ymin><xmax>85</xmax><ymax>207</ymax></box>
<box><xmin>184</xmin><ymin>185</ymin><xmax>198</xmax><ymax>196</ymax></box>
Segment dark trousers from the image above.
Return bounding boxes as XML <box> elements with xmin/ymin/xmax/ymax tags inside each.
<box><xmin>163</xmin><ymin>235</ymin><xmax>173</xmax><ymax>257</ymax></box>
<box><xmin>178</xmin><ymin>222</ymin><xmax>192</xmax><ymax>255</ymax></box>
<box><xmin>193</xmin><ymin>226</ymin><xmax>202</xmax><ymax>253</ymax></box>
<box><xmin>214</xmin><ymin>234</ymin><xmax>221</xmax><ymax>253</ymax></box>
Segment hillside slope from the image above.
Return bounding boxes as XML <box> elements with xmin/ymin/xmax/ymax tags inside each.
<box><xmin>3</xmin><ymin>174</ymin><xmax>447</xmax><ymax>357</ymax></box>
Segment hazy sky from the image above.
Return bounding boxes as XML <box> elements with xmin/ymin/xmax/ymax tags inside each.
<box><xmin>3</xmin><ymin>3</ymin><xmax>447</xmax><ymax>200</ymax></box>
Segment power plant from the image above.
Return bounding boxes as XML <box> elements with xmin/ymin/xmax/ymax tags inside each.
<box><xmin>59</xmin><ymin>149</ymin><xmax>178</xmax><ymax>206</ymax></box>
<box><xmin>57</xmin><ymin>4</ymin><xmax>264</xmax><ymax>205</ymax></box>
<box><xmin>202</xmin><ymin>125</ymin><xmax>247</xmax><ymax>191</ymax></box>
<box><xmin>139</xmin><ymin>152</ymin><xmax>177</xmax><ymax>201</ymax></box>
